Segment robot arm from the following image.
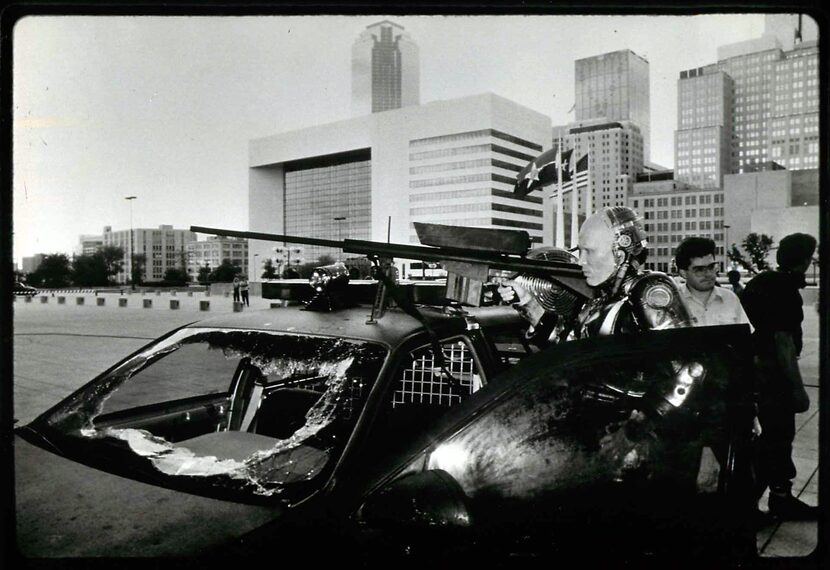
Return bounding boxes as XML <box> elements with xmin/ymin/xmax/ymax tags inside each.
<box><xmin>627</xmin><ymin>272</ymin><xmax>705</xmax><ymax>418</ymax></box>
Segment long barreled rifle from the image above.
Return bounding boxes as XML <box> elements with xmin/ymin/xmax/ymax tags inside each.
<box><xmin>192</xmin><ymin>223</ymin><xmax>591</xmax><ymax>387</ymax></box>
<box><xmin>190</xmin><ymin>224</ymin><xmax>592</xmax><ymax>300</ymax></box>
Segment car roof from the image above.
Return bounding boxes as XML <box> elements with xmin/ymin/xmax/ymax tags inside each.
<box><xmin>183</xmin><ymin>304</ymin><xmax>525</xmax><ymax>348</ymax></box>
<box><xmin>184</xmin><ymin>305</ymin><xmax>449</xmax><ymax>347</ymax></box>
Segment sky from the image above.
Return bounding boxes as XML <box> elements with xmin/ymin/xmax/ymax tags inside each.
<box><xmin>12</xmin><ymin>13</ymin><xmax>774</xmax><ymax>265</ymax></box>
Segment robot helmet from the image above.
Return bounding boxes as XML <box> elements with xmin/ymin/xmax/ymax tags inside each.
<box><xmin>600</xmin><ymin>206</ymin><xmax>648</xmax><ymax>262</ymax></box>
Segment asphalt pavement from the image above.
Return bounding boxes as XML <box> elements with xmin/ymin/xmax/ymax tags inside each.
<box><xmin>11</xmin><ymin>289</ymin><xmax>821</xmax><ymax>559</ymax></box>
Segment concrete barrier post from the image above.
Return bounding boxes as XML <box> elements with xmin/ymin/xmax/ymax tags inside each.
<box><xmin>233</xmin><ymin>301</ymin><xmax>243</xmax><ymax>312</ymax></box>
<box><xmin>97</xmin><ymin>298</ymin><xmax>106</xmax><ymax>306</ymax></box>
<box><xmin>76</xmin><ymin>297</ymin><xmax>84</xmax><ymax>305</ymax></box>
<box><xmin>170</xmin><ymin>299</ymin><xmax>180</xmax><ymax>310</ymax></box>
<box><xmin>40</xmin><ymin>296</ymin><xmax>48</xmax><ymax>303</ymax></box>
<box><xmin>119</xmin><ymin>298</ymin><xmax>128</xmax><ymax>307</ymax></box>
<box><xmin>58</xmin><ymin>296</ymin><xmax>66</xmax><ymax>304</ymax></box>
<box><xmin>199</xmin><ymin>300</ymin><xmax>210</xmax><ymax>311</ymax></box>
<box><xmin>143</xmin><ymin>299</ymin><xmax>152</xmax><ymax>309</ymax></box>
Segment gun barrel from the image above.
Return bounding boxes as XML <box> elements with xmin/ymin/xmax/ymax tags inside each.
<box><xmin>191</xmin><ymin>225</ymin><xmax>591</xmax><ymax>297</ymax></box>
<box><xmin>191</xmin><ymin>226</ymin><xmax>343</xmax><ymax>249</ymax></box>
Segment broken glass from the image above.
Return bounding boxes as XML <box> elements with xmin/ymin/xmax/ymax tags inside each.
<box><xmin>40</xmin><ymin>327</ymin><xmax>387</xmax><ymax>500</ymax></box>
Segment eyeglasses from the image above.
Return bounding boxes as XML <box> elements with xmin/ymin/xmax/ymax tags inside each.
<box><xmin>688</xmin><ymin>262</ymin><xmax>718</xmax><ymax>276</ymax></box>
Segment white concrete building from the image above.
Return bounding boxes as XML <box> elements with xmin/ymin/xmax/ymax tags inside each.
<box><xmin>249</xmin><ymin>93</ymin><xmax>552</xmax><ymax>279</ymax></box>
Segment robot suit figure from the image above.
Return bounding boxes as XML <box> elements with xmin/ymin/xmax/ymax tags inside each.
<box><xmin>506</xmin><ymin>207</ymin><xmax>716</xmax><ymax>490</ymax></box>
<box><xmin>506</xmin><ymin>207</ymin><xmax>690</xmax><ymax>343</ymax></box>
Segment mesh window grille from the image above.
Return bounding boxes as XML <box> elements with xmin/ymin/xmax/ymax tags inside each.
<box><xmin>392</xmin><ymin>340</ymin><xmax>482</xmax><ymax>408</ymax></box>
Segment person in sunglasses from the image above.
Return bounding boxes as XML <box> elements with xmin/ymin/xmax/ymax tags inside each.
<box><xmin>674</xmin><ymin>237</ymin><xmax>751</xmax><ymax>328</ymax></box>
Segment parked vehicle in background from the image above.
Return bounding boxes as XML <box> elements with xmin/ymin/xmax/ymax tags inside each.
<box><xmin>13</xmin><ymin>281</ymin><xmax>38</xmax><ymax>296</ymax></box>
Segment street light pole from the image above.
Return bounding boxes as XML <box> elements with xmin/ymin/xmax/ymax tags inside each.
<box><xmin>125</xmin><ymin>196</ymin><xmax>137</xmax><ymax>289</ymax></box>
<box><xmin>333</xmin><ymin>216</ymin><xmax>346</xmax><ymax>262</ymax></box>
<box><xmin>723</xmin><ymin>224</ymin><xmax>731</xmax><ymax>272</ymax></box>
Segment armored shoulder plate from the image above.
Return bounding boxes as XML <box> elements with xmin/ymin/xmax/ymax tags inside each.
<box><xmin>626</xmin><ymin>271</ymin><xmax>691</xmax><ymax>331</ymax></box>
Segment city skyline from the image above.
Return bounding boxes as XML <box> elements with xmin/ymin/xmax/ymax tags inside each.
<box><xmin>13</xmin><ymin>13</ymin><xmax>777</xmax><ymax>264</ymax></box>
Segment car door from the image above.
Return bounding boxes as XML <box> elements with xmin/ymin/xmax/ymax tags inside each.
<box><xmin>356</xmin><ymin>325</ymin><xmax>757</xmax><ymax>561</ymax></box>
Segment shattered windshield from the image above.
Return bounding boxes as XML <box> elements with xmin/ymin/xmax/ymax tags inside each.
<box><xmin>41</xmin><ymin>327</ymin><xmax>387</xmax><ymax>501</ymax></box>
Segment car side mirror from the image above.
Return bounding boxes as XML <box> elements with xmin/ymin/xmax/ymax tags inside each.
<box><xmin>360</xmin><ymin>469</ymin><xmax>472</xmax><ymax>530</ymax></box>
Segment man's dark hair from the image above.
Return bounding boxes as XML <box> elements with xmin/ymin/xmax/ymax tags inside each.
<box><xmin>777</xmin><ymin>233</ymin><xmax>817</xmax><ymax>270</ymax></box>
<box><xmin>674</xmin><ymin>237</ymin><xmax>716</xmax><ymax>270</ymax></box>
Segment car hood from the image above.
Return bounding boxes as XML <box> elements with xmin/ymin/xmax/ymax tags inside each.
<box><xmin>15</xmin><ymin>435</ymin><xmax>284</xmax><ymax>557</ymax></box>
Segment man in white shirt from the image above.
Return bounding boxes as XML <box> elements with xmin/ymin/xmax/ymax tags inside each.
<box><xmin>674</xmin><ymin>237</ymin><xmax>751</xmax><ymax>329</ymax></box>
<box><xmin>674</xmin><ymin>237</ymin><xmax>756</xmax><ymax>499</ymax></box>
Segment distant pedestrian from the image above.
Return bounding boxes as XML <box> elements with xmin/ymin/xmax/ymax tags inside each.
<box><xmin>727</xmin><ymin>270</ymin><xmax>744</xmax><ymax>297</ymax></box>
<box><xmin>240</xmin><ymin>277</ymin><xmax>250</xmax><ymax>307</ymax></box>
<box><xmin>232</xmin><ymin>277</ymin><xmax>241</xmax><ymax>303</ymax></box>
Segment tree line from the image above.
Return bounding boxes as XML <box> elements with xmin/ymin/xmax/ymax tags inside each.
<box><xmin>20</xmin><ymin>246</ymin><xmax>243</xmax><ymax>288</ymax></box>
<box><xmin>18</xmin><ymin>247</ymin><xmax>357</xmax><ymax>289</ymax></box>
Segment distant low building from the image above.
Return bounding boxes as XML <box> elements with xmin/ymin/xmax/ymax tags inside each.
<box><xmin>22</xmin><ymin>254</ymin><xmax>45</xmax><ymax>274</ymax></box>
<box><xmin>187</xmin><ymin>236</ymin><xmax>248</xmax><ymax>281</ymax></box>
<box><xmin>629</xmin><ymin>173</ymin><xmax>725</xmax><ymax>273</ymax></box>
<box><xmin>76</xmin><ymin>234</ymin><xmax>104</xmax><ymax>256</ymax></box>
<box><xmin>103</xmin><ymin>225</ymin><xmax>196</xmax><ymax>284</ymax></box>
<box><xmin>723</xmin><ymin>168</ymin><xmax>819</xmax><ymax>263</ymax></box>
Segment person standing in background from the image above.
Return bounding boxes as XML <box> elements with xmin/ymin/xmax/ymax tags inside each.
<box><xmin>240</xmin><ymin>277</ymin><xmax>250</xmax><ymax>307</ymax></box>
<box><xmin>727</xmin><ymin>270</ymin><xmax>744</xmax><ymax>297</ymax></box>
<box><xmin>741</xmin><ymin>233</ymin><xmax>817</xmax><ymax>520</ymax></box>
<box><xmin>232</xmin><ymin>276</ymin><xmax>241</xmax><ymax>303</ymax></box>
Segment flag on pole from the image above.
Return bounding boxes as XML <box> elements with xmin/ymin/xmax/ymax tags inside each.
<box><xmin>550</xmin><ymin>152</ymin><xmax>589</xmax><ymax>198</ymax></box>
<box><xmin>514</xmin><ymin>147</ymin><xmax>573</xmax><ymax>197</ymax></box>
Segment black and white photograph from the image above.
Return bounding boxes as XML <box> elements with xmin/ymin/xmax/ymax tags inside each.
<box><xmin>5</xmin><ymin>6</ymin><xmax>825</xmax><ymax>567</ymax></box>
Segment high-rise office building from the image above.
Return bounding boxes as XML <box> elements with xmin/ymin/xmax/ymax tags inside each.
<box><xmin>675</xmin><ymin>32</ymin><xmax>819</xmax><ymax>187</ymax></box>
<box><xmin>675</xmin><ymin>67</ymin><xmax>734</xmax><ymax>188</ymax></box>
<box><xmin>352</xmin><ymin>20</ymin><xmax>420</xmax><ymax>116</ymax></box>
<box><xmin>551</xmin><ymin>118</ymin><xmax>645</xmax><ymax>243</ymax></box>
<box><xmin>575</xmin><ymin>49</ymin><xmax>651</xmax><ymax>160</ymax></box>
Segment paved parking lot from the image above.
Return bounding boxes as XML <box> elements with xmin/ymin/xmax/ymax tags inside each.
<box><xmin>11</xmin><ymin>290</ymin><xmax>820</xmax><ymax>558</ymax></box>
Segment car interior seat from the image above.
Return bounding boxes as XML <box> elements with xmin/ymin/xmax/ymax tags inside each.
<box><xmin>254</xmin><ymin>388</ymin><xmax>324</xmax><ymax>439</ymax></box>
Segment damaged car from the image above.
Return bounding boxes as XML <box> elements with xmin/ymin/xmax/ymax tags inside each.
<box><xmin>14</xmin><ymin>295</ymin><xmax>758</xmax><ymax>563</ymax></box>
